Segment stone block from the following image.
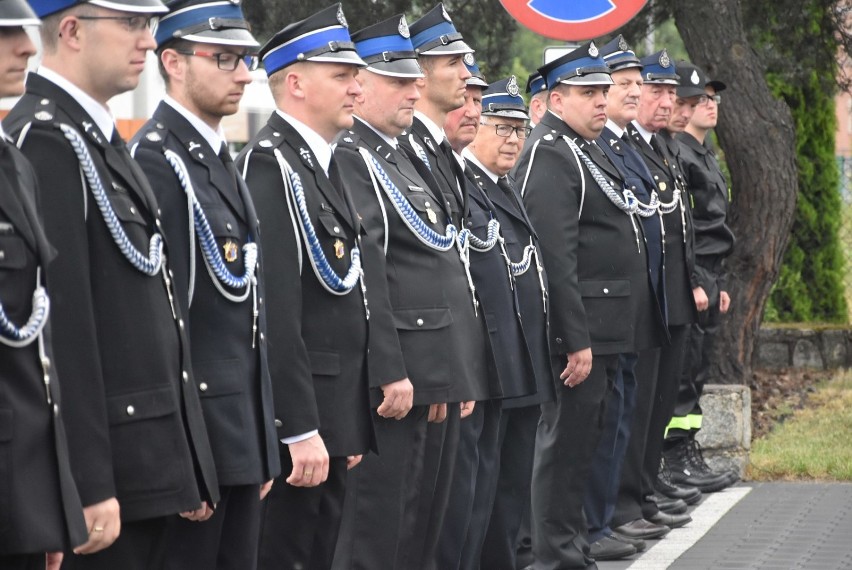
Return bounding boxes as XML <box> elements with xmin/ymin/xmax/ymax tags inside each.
<box><xmin>755</xmin><ymin>341</ymin><xmax>790</xmax><ymax>368</ymax></box>
<box><xmin>791</xmin><ymin>339</ymin><xmax>824</xmax><ymax>369</ymax></box>
<box><xmin>697</xmin><ymin>384</ymin><xmax>751</xmax><ymax>477</ymax></box>
<box><xmin>821</xmin><ymin>330</ymin><xmax>848</xmax><ymax>368</ymax></box>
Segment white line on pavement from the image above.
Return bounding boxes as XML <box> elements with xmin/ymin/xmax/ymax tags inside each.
<box><xmin>625</xmin><ymin>485</ymin><xmax>753</xmax><ymax>570</ymax></box>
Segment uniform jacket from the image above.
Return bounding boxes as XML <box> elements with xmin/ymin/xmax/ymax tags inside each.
<box><xmin>333</xmin><ymin>119</ymin><xmax>494</xmax><ymax>404</ymax></box>
<box><xmin>3</xmin><ymin>73</ymin><xmax>219</xmax><ymax>521</ymax></box>
<box><xmin>236</xmin><ymin>112</ymin><xmax>372</xmax><ymax>457</ymax></box>
<box><xmin>625</xmin><ymin>123</ymin><xmax>697</xmax><ymax>327</ymax></box>
<box><xmin>513</xmin><ymin>111</ymin><xmax>665</xmax><ymax>357</ymax></box>
<box><xmin>599</xmin><ymin>126</ymin><xmax>668</xmax><ymax>328</ymax></box>
<box><xmin>0</xmin><ymin>139</ymin><xmax>88</xmax><ymax>554</ymax></box>
<box><xmin>131</xmin><ymin>102</ymin><xmax>280</xmax><ymax>485</ymax></box>
<box><xmin>465</xmin><ymin>161</ymin><xmax>555</xmax><ymax>408</ymax></box>
<box><xmin>677</xmin><ymin>132</ymin><xmax>735</xmax><ymax>302</ymax></box>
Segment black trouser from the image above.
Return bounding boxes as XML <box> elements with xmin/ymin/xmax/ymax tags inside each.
<box><xmin>63</xmin><ymin>517</ymin><xmax>168</xmax><ymax>570</ymax></box>
<box><xmin>2</xmin><ymin>554</ymin><xmax>47</xmax><ymax>570</ymax></box>
<box><xmin>530</xmin><ymin>354</ymin><xmax>617</xmax><ymax>570</ymax></box>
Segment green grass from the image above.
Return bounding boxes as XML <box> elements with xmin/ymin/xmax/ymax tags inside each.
<box><xmin>748</xmin><ymin>371</ymin><xmax>852</xmax><ymax>481</ymax></box>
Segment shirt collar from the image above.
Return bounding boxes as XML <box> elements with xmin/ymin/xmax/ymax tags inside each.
<box><xmin>462</xmin><ymin>149</ymin><xmax>498</xmax><ymax>183</ymax></box>
<box><xmin>163</xmin><ymin>95</ymin><xmax>225</xmax><ymax>154</ymax></box>
<box><xmin>276</xmin><ymin>109</ymin><xmax>332</xmax><ymax>175</ymax></box>
<box><xmin>605</xmin><ymin>119</ymin><xmax>625</xmax><ymax>139</ymax></box>
<box><xmin>355</xmin><ymin>116</ymin><xmax>397</xmax><ymax>149</ymax></box>
<box><xmin>414</xmin><ymin>110</ymin><xmax>446</xmax><ymax>144</ymax></box>
<box><xmin>452</xmin><ymin>148</ymin><xmax>465</xmax><ymax>170</ymax></box>
<box><xmin>632</xmin><ymin>120</ymin><xmax>654</xmax><ymax>144</ymax></box>
<box><xmin>37</xmin><ymin>66</ymin><xmax>115</xmax><ymax>142</ymax></box>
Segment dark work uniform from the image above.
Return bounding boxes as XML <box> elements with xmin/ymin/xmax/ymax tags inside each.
<box><xmin>465</xmin><ymin>157</ymin><xmax>555</xmax><ymax>570</ymax></box>
<box><xmin>237</xmin><ymin>111</ymin><xmax>372</xmax><ymax>570</ymax></box>
<box><xmin>0</xmin><ymin>134</ymin><xmax>88</xmax><ymax>569</ymax></box>
<box><xmin>4</xmin><ymin>72</ymin><xmax>219</xmax><ymax>570</ymax></box>
<box><xmin>673</xmin><ymin>132</ymin><xmax>735</xmax><ymax>436</ymax></box>
<box><xmin>131</xmin><ymin>100</ymin><xmax>280</xmax><ymax>569</ymax></box>
<box><xmin>332</xmin><ymin>117</ymin><xmax>493</xmax><ymax>570</ymax></box>
<box><xmin>613</xmin><ymin>123</ymin><xmax>698</xmax><ymax>526</ymax></box>
<box><xmin>515</xmin><ymin>111</ymin><xmax>662</xmax><ymax>569</ymax></box>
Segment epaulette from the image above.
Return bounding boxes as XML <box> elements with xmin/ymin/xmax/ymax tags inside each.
<box><xmin>136</xmin><ymin>121</ymin><xmax>169</xmax><ymax>149</ymax></box>
<box><xmin>32</xmin><ymin>97</ymin><xmax>57</xmax><ymax>126</ymax></box>
<box><xmin>335</xmin><ymin>130</ymin><xmax>360</xmax><ymax>148</ymax></box>
<box><xmin>250</xmin><ymin>128</ymin><xmax>284</xmax><ymax>154</ymax></box>
<box><xmin>539</xmin><ymin>131</ymin><xmax>558</xmax><ymax>145</ymax></box>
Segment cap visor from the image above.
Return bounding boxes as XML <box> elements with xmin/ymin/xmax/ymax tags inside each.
<box><xmin>418</xmin><ymin>40</ymin><xmax>473</xmax><ymax>56</ymax></box>
<box><xmin>89</xmin><ymin>0</ymin><xmax>168</xmax><ymax>13</ymax></box>
<box><xmin>179</xmin><ymin>28</ymin><xmax>260</xmax><ymax>48</ymax></box>
<box><xmin>707</xmin><ymin>79</ymin><xmax>727</xmax><ymax>92</ymax></box>
<box><xmin>466</xmin><ymin>76</ymin><xmax>488</xmax><ymax>87</ymax></box>
<box><xmin>676</xmin><ymin>86</ymin><xmax>706</xmax><ymax>99</ymax></box>
<box><xmin>483</xmin><ymin>109</ymin><xmax>529</xmax><ymax>120</ymax></box>
<box><xmin>309</xmin><ymin>50</ymin><xmax>368</xmax><ymax>67</ymax></box>
<box><xmin>367</xmin><ymin>58</ymin><xmax>424</xmax><ymax>78</ymax></box>
<box><xmin>0</xmin><ymin>0</ymin><xmax>40</xmax><ymax>25</ymax></box>
<box><xmin>560</xmin><ymin>73</ymin><xmax>613</xmax><ymax>86</ymax></box>
<box><xmin>645</xmin><ymin>78</ymin><xmax>679</xmax><ymax>85</ymax></box>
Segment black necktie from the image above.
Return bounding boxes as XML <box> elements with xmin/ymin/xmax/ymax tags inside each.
<box><xmin>622</xmin><ymin>132</ymin><xmax>630</xmax><ymax>144</ymax></box>
<box><xmin>219</xmin><ymin>142</ymin><xmax>239</xmax><ymax>186</ymax></box>
<box><xmin>498</xmin><ymin>175</ymin><xmax>523</xmax><ymax>213</ymax></box>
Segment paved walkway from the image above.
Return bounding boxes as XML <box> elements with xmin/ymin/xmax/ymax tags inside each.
<box><xmin>599</xmin><ymin>482</ymin><xmax>852</xmax><ymax>569</ymax></box>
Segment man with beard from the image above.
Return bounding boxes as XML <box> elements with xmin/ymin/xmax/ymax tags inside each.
<box><xmin>236</xmin><ymin>5</ymin><xmax>375</xmax><ymax>569</ymax></box>
<box><xmin>5</xmin><ymin>0</ymin><xmax>219</xmax><ymax>566</ymax></box>
<box><xmin>514</xmin><ymin>41</ymin><xmax>659</xmax><ymax>569</ymax></box>
<box><xmin>130</xmin><ymin>1</ymin><xmax>279</xmax><ymax>567</ymax></box>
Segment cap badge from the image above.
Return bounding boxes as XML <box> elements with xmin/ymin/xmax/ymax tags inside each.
<box><xmin>691</xmin><ymin>69</ymin><xmax>700</xmax><ymax>84</ymax></box>
<box><xmin>659</xmin><ymin>50</ymin><xmax>671</xmax><ymax>68</ymax></box>
<box><xmin>588</xmin><ymin>41</ymin><xmax>598</xmax><ymax>58</ymax></box>
<box><xmin>398</xmin><ymin>16</ymin><xmax>410</xmax><ymax>38</ymax></box>
<box><xmin>442</xmin><ymin>4</ymin><xmax>452</xmax><ymax>22</ymax></box>
<box><xmin>464</xmin><ymin>52</ymin><xmax>475</xmax><ymax>66</ymax></box>
<box><xmin>618</xmin><ymin>36</ymin><xmax>628</xmax><ymax>51</ymax></box>
<box><xmin>507</xmin><ymin>75</ymin><xmax>520</xmax><ymax>97</ymax></box>
<box><xmin>337</xmin><ymin>5</ymin><xmax>348</xmax><ymax>27</ymax></box>
<box><xmin>223</xmin><ymin>241</ymin><xmax>238</xmax><ymax>263</ymax></box>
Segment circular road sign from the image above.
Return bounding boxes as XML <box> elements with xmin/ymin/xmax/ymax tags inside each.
<box><xmin>499</xmin><ymin>0</ymin><xmax>649</xmax><ymax>41</ymax></box>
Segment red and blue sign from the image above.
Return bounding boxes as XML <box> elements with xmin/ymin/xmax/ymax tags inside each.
<box><xmin>499</xmin><ymin>0</ymin><xmax>649</xmax><ymax>40</ymax></box>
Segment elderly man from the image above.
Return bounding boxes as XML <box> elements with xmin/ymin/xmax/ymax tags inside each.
<box><xmin>5</xmin><ymin>0</ymin><xmax>219</xmax><ymax>566</ymax></box>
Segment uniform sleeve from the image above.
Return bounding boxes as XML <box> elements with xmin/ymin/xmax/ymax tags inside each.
<box><xmin>240</xmin><ymin>149</ymin><xmax>320</xmax><ymax>440</ymax></box>
<box><xmin>334</xmin><ymin>145</ymin><xmax>408</xmax><ymax>389</ymax></box>
<box><xmin>20</xmin><ymin>126</ymin><xmax>116</xmax><ymax>507</ymax></box>
<box><xmin>518</xmin><ymin>141</ymin><xmax>591</xmax><ymax>355</ymax></box>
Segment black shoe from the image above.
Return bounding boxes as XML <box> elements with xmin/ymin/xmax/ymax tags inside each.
<box><xmin>683</xmin><ymin>438</ymin><xmax>739</xmax><ymax>490</ymax></box>
<box><xmin>655</xmin><ymin>467</ymin><xmax>703</xmax><ymax>505</ymax></box>
<box><xmin>664</xmin><ymin>441</ymin><xmax>731</xmax><ymax>492</ymax></box>
<box><xmin>609</xmin><ymin>531</ymin><xmax>647</xmax><ymax>552</ymax></box>
<box><xmin>612</xmin><ymin>518</ymin><xmax>670</xmax><ymax>540</ymax></box>
<box><xmin>647</xmin><ymin>492</ymin><xmax>688</xmax><ymax>514</ymax></box>
<box><xmin>589</xmin><ymin>534</ymin><xmax>637</xmax><ymax>560</ymax></box>
<box><xmin>648</xmin><ymin>510</ymin><xmax>692</xmax><ymax>529</ymax></box>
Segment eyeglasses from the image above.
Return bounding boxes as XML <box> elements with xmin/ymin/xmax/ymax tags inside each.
<box><xmin>76</xmin><ymin>15</ymin><xmax>156</xmax><ymax>32</ymax></box>
<box><xmin>482</xmin><ymin>122</ymin><xmax>532</xmax><ymax>139</ymax></box>
<box><xmin>698</xmin><ymin>94</ymin><xmax>722</xmax><ymax>106</ymax></box>
<box><xmin>176</xmin><ymin>50</ymin><xmax>260</xmax><ymax>72</ymax></box>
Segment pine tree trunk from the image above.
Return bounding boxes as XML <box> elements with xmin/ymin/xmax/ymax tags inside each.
<box><xmin>672</xmin><ymin>0</ymin><xmax>799</xmax><ymax>383</ymax></box>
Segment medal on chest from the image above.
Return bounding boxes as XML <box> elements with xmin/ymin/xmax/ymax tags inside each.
<box><xmin>223</xmin><ymin>240</ymin><xmax>238</xmax><ymax>263</ymax></box>
<box><xmin>334</xmin><ymin>239</ymin><xmax>345</xmax><ymax>259</ymax></box>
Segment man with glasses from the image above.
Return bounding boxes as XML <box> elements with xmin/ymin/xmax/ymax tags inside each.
<box><xmin>462</xmin><ymin>77</ymin><xmax>555</xmax><ymax>570</ymax></box>
<box><xmin>3</xmin><ymin>0</ymin><xmax>220</xmax><ymax>568</ymax></box>
<box><xmin>668</xmin><ymin>64</ymin><xmax>737</xmax><ymax>487</ymax></box>
<box><xmin>130</xmin><ymin>0</ymin><xmax>279</xmax><ymax>567</ymax></box>
<box><xmin>0</xmin><ymin>2</ymin><xmax>88</xmax><ymax>568</ymax></box>
<box><xmin>237</xmin><ymin>5</ymin><xmax>376</xmax><ymax>569</ymax></box>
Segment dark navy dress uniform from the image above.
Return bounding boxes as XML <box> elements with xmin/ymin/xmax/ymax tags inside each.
<box><xmin>0</xmin><ymin>128</ymin><xmax>88</xmax><ymax>567</ymax></box>
<box><xmin>4</xmin><ymin>70</ymin><xmax>219</xmax><ymax>569</ymax></box>
<box><xmin>513</xmin><ymin>42</ymin><xmax>664</xmax><ymax>569</ymax></box>
<box><xmin>131</xmin><ymin>95</ymin><xmax>281</xmax><ymax>568</ymax></box>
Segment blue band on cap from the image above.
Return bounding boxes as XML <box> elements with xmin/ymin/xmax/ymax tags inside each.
<box><xmin>529</xmin><ymin>76</ymin><xmax>546</xmax><ymax>95</ymax></box>
<box><xmin>355</xmin><ymin>34</ymin><xmax>414</xmax><ymax>59</ymax></box>
<box><xmin>263</xmin><ymin>25</ymin><xmax>351</xmax><ymax>75</ymax></box>
<box><xmin>29</xmin><ymin>0</ymin><xmax>78</xmax><ymax>18</ymax></box>
<box><xmin>410</xmin><ymin>21</ymin><xmax>456</xmax><ymax>50</ymax></box>
<box><xmin>483</xmin><ymin>92</ymin><xmax>524</xmax><ymax>108</ymax></box>
<box><xmin>155</xmin><ymin>2</ymin><xmax>244</xmax><ymax>45</ymax></box>
<box><xmin>544</xmin><ymin>55</ymin><xmax>608</xmax><ymax>88</ymax></box>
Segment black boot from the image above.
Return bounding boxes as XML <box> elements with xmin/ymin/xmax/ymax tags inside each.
<box><xmin>655</xmin><ymin>459</ymin><xmax>703</xmax><ymax>505</ymax></box>
<box><xmin>663</xmin><ymin>438</ymin><xmax>730</xmax><ymax>493</ymax></box>
<box><xmin>684</xmin><ymin>436</ymin><xmax>739</xmax><ymax>488</ymax></box>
